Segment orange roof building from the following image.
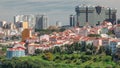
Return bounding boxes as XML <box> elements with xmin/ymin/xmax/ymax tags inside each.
<box><xmin>22</xmin><ymin>29</ymin><xmax>32</xmax><ymax>42</ymax></box>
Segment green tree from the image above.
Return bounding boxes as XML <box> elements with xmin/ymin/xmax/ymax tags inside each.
<box><xmin>80</xmin><ymin>55</ymin><xmax>91</xmax><ymax>62</ymax></box>
<box><xmin>105</xmin><ymin>47</ymin><xmax>112</xmax><ymax>55</ymax></box>
<box><xmin>98</xmin><ymin>46</ymin><xmax>106</xmax><ymax>54</ymax></box>
<box><xmin>42</xmin><ymin>52</ymin><xmax>54</xmax><ymax>61</ymax></box>
<box><xmin>88</xmin><ymin>34</ymin><xmax>101</xmax><ymax>37</ymax></box>
<box><xmin>2</xmin><ymin>47</ymin><xmax>7</xmax><ymax>52</ymax></box>
<box><xmin>53</xmin><ymin>46</ymin><xmax>61</xmax><ymax>54</ymax></box>
<box><xmin>35</xmin><ymin>49</ymin><xmax>43</xmax><ymax>55</ymax></box>
<box><xmin>81</xmin><ymin>41</ymin><xmax>87</xmax><ymax>52</ymax></box>
<box><xmin>74</xmin><ymin>43</ymin><xmax>81</xmax><ymax>52</ymax></box>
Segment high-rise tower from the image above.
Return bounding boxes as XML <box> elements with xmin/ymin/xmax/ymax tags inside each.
<box><xmin>75</xmin><ymin>5</ymin><xmax>117</xmax><ymax>27</ymax></box>
<box><xmin>70</xmin><ymin>15</ymin><xmax>76</xmax><ymax>27</ymax></box>
<box><xmin>14</xmin><ymin>15</ymin><xmax>36</xmax><ymax>29</ymax></box>
<box><xmin>35</xmin><ymin>14</ymin><xmax>49</xmax><ymax>30</ymax></box>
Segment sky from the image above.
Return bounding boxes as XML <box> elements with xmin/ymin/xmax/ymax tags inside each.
<box><xmin>0</xmin><ymin>0</ymin><xmax>120</xmax><ymax>26</ymax></box>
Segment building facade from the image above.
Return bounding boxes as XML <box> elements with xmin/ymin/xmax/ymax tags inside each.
<box><xmin>6</xmin><ymin>44</ymin><xmax>26</xmax><ymax>59</ymax></box>
<box><xmin>0</xmin><ymin>21</ymin><xmax>6</xmax><ymax>28</ymax></box>
<box><xmin>114</xmin><ymin>25</ymin><xmax>120</xmax><ymax>38</ymax></box>
<box><xmin>14</xmin><ymin>15</ymin><xmax>36</xmax><ymax>29</ymax></box>
<box><xmin>27</xmin><ymin>44</ymin><xmax>36</xmax><ymax>55</ymax></box>
<box><xmin>22</xmin><ymin>29</ymin><xmax>32</xmax><ymax>41</ymax></box>
<box><xmin>75</xmin><ymin>5</ymin><xmax>117</xmax><ymax>27</ymax></box>
<box><xmin>109</xmin><ymin>41</ymin><xmax>117</xmax><ymax>55</ymax></box>
<box><xmin>35</xmin><ymin>14</ymin><xmax>48</xmax><ymax>30</ymax></box>
<box><xmin>70</xmin><ymin>15</ymin><xmax>76</xmax><ymax>27</ymax></box>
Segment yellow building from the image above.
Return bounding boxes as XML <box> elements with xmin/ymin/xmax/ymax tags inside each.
<box><xmin>22</xmin><ymin>29</ymin><xmax>32</xmax><ymax>42</ymax></box>
<box><xmin>22</xmin><ymin>22</ymin><xmax>28</xmax><ymax>29</ymax></box>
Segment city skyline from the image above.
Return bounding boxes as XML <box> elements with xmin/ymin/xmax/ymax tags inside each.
<box><xmin>0</xmin><ymin>0</ymin><xmax>119</xmax><ymax>26</ymax></box>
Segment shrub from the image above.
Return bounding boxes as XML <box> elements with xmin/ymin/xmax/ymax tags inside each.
<box><xmin>42</xmin><ymin>52</ymin><xmax>53</xmax><ymax>61</ymax></box>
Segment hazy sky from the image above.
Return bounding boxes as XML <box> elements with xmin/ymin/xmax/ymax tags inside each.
<box><xmin>0</xmin><ymin>0</ymin><xmax>119</xmax><ymax>25</ymax></box>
